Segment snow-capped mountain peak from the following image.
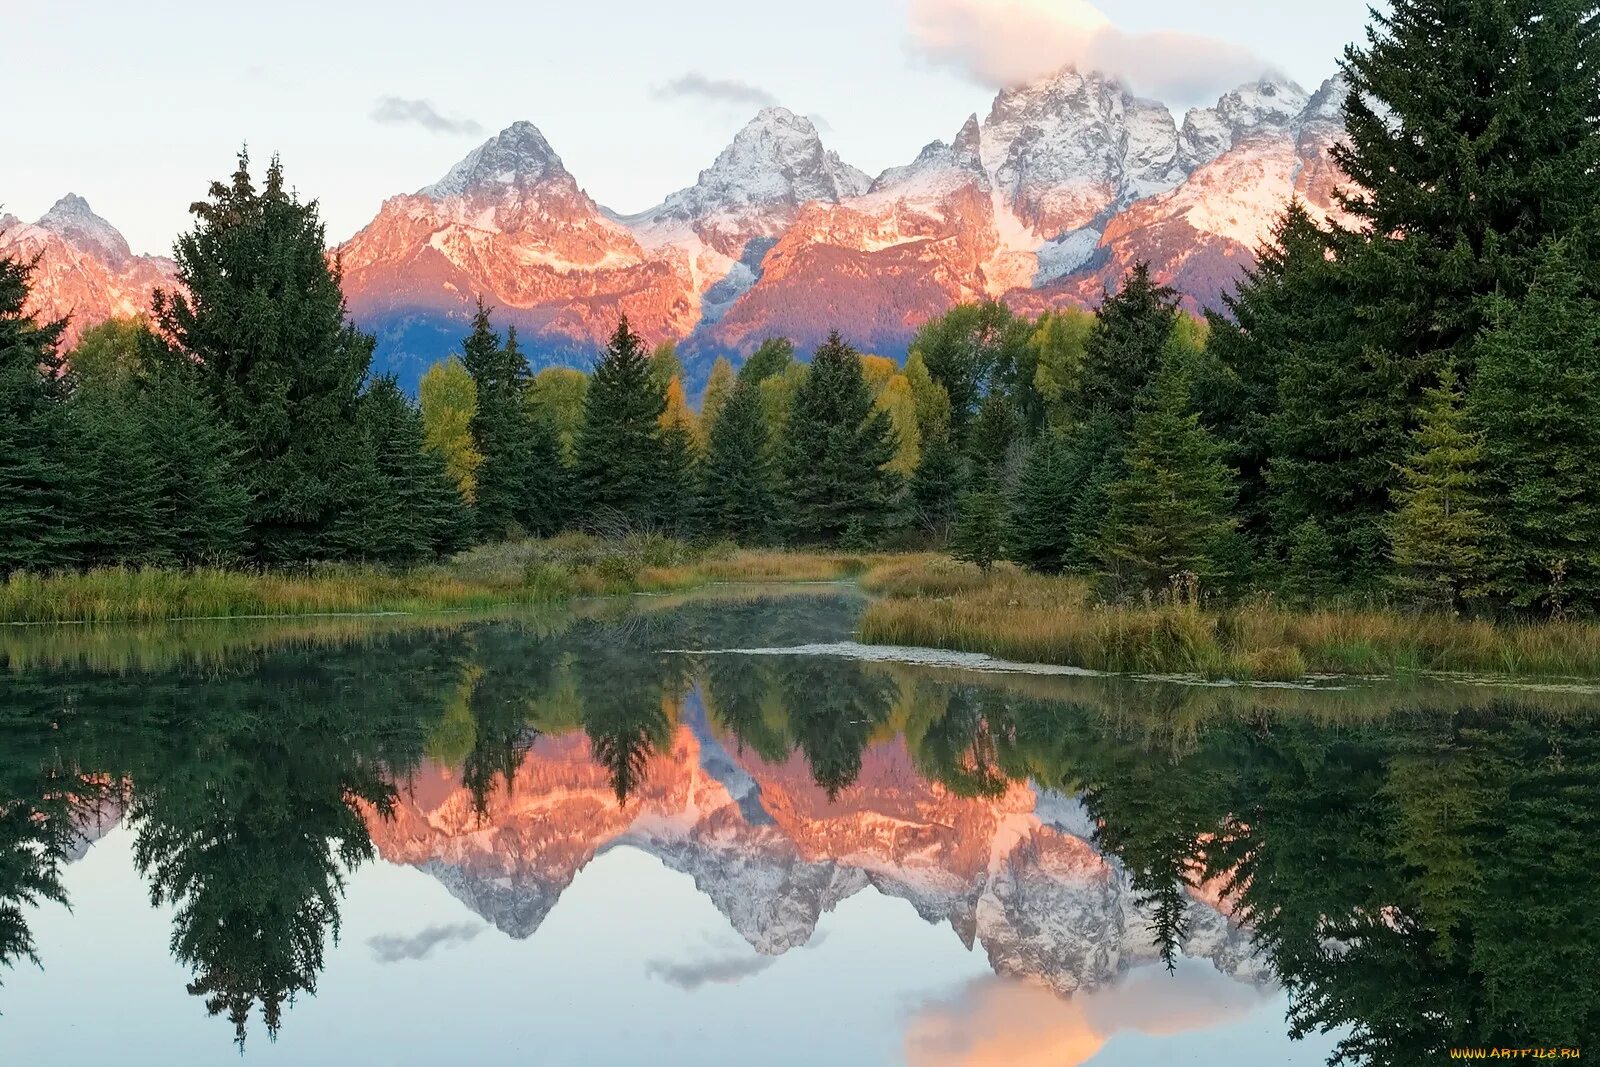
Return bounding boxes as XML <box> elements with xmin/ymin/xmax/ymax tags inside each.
<box><xmin>38</xmin><ymin>194</ymin><xmax>134</xmax><ymax>267</ymax></box>
<box><xmin>634</xmin><ymin>107</ymin><xmax>870</xmax><ymax>229</ymax></box>
<box><xmin>420</xmin><ymin>120</ymin><xmax>567</xmax><ymax>200</ymax></box>
<box><xmin>1180</xmin><ymin>76</ymin><xmax>1312</xmax><ymax>166</ymax></box>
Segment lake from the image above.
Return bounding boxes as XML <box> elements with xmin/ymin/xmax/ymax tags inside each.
<box><xmin>1</xmin><ymin>588</ymin><xmax>1594</xmax><ymax>1065</ymax></box>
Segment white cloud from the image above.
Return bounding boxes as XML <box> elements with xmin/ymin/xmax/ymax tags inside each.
<box><xmin>907</xmin><ymin>0</ymin><xmax>1276</xmax><ymax>104</ymax></box>
<box><xmin>370</xmin><ymin>97</ymin><xmax>484</xmax><ymax>137</ymax></box>
<box><xmin>659</xmin><ymin>73</ymin><xmax>780</xmax><ymax>110</ymax></box>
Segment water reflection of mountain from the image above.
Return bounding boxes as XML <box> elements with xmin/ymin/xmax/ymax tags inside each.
<box><xmin>4</xmin><ymin>591</ymin><xmax>1597</xmax><ymax>1060</ymax></box>
<box><xmin>371</xmin><ymin>695</ymin><xmax>1268</xmax><ymax>995</ymax></box>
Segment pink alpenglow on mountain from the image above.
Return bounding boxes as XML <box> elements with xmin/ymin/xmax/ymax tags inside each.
<box><xmin>14</xmin><ymin>69</ymin><xmax>1351</xmax><ymax>391</ymax></box>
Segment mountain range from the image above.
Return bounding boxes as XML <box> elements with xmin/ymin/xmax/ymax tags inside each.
<box><xmin>3</xmin><ymin>66</ymin><xmax>1349</xmax><ymax>390</ymax></box>
<box><xmin>365</xmin><ymin>698</ymin><xmax>1270</xmax><ymax>995</ymax></box>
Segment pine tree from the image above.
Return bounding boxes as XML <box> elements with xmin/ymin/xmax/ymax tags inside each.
<box><xmin>575</xmin><ymin>315</ymin><xmax>667</xmax><ymax>529</ymax></box>
<box><xmin>1470</xmin><ymin>243</ymin><xmax>1600</xmax><ymax>615</ymax></box>
<box><xmin>0</xmin><ymin>253</ymin><xmax>73</xmax><ymax>575</ymax></box>
<box><xmin>699</xmin><ymin>375</ymin><xmax>778</xmax><ymax>543</ymax></box>
<box><xmin>63</xmin><ymin>380</ymin><xmax>171</xmax><ymax>567</ymax></box>
<box><xmin>966</xmin><ymin>392</ymin><xmax>1018</xmax><ymax>484</ymax></box>
<box><xmin>699</xmin><ymin>356</ymin><xmax>736</xmax><ymax>445</ymax></box>
<box><xmin>1335</xmin><ymin>0</ymin><xmax>1600</xmax><ymax>375</ymax></box>
<box><xmin>780</xmin><ymin>332</ymin><xmax>901</xmax><ymax>545</ymax></box>
<box><xmin>909</xmin><ymin>430</ymin><xmax>963</xmax><ymax>542</ymax></box>
<box><xmin>332</xmin><ymin>376</ymin><xmax>470</xmax><ymax>563</ymax></box>
<box><xmin>1094</xmin><ymin>363</ymin><xmax>1238</xmax><ymax>597</ymax></box>
<box><xmin>1008</xmin><ymin>416</ymin><xmax>1120</xmax><ymax>575</ymax></box>
<box><xmin>1387</xmin><ymin>364</ymin><xmax>1490</xmax><ymax>610</ymax></box>
<box><xmin>155</xmin><ymin>151</ymin><xmax>372</xmax><ymax>564</ymax></box>
<box><xmin>950</xmin><ymin>488</ymin><xmax>1005</xmax><ymax>572</ymax></box>
<box><xmin>140</xmin><ymin>362</ymin><xmax>252</xmax><ymax>565</ymax></box>
<box><xmin>1080</xmin><ymin>264</ymin><xmax>1180</xmax><ymax>424</ymax></box>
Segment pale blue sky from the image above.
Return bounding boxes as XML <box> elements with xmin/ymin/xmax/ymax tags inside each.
<box><xmin>6</xmin><ymin>1</ymin><xmax>1373</xmax><ymax>255</ymax></box>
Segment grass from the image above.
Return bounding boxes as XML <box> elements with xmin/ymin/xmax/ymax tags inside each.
<box><xmin>0</xmin><ymin>535</ymin><xmax>902</xmax><ymax>626</ymax></box>
<box><xmin>858</xmin><ymin>557</ymin><xmax>1600</xmax><ymax>681</ymax></box>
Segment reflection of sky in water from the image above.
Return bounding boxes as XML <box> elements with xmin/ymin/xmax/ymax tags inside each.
<box><xmin>6</xmin><ymin>829</ymin><xmax>1340</xmax><ymax>1066</ymax></box>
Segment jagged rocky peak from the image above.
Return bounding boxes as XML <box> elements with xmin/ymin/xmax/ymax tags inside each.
<box><xmin>641</xmin><ymin>106</ymin><xmax>870</xmax><ymax>226</ymax></box>
<box><xmin>420</xmin><ymin>120</ymin><xmax>568</xmax><ymax>200</ymax></box>
<box><xmin>870</xmin><ymin>113</ymin><xmax>989</xmax><ymax>197</ymax></box>
<box><xmin>1180</xmin><ymin>75</ymin><xmax>1313</xmax><ymax>165</ymax></box>
<box><xmin>38</xmin><ymin>193</ymin><xmax>133</xmax><ymax>266</ymax></box>
<box><xmin>1298</xmin><ymin>74</ymin><xmax>1352</xmax><ymax>135</ymax></box>
<box><xmin>979</xmin><ymin>66</ymin><xmax>1184</xmax><ymax>232</ymax></box>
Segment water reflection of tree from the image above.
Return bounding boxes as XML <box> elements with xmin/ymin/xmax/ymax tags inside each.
<box><xmin>992</xmin><ymin>698</ymin><xmax>1600</xmax><ymax>1062</ymax></box>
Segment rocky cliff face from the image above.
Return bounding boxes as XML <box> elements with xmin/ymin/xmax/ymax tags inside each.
<box><xmin>362</xmin><ymin>719</ymin><xmax>1271</xmax><ymax>996</ymax></box>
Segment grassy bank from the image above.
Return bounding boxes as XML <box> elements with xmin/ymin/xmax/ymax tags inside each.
<box><xmin>858</xmin><ymin>556</ymin><xmax>1600</xmax><ymax>681</ymax></box>
<box><xmin>0</xmin><ymin>535</ymin><xmax>887</xmax><ymax>625</ymax></box>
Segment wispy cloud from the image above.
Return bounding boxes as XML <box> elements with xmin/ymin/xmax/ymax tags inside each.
<box><xmin>907</xmin><ymin>0</ymin><xmax>1275</xmax><ymax>105</ymax></box>
<box><xmin>370</xmin><ymin>96</ymin><xmax>485</xmax><ymax>137</ymax></box>
<box><xmin>367</xmin><ymin>923</ymin><xmax>483</xmax><ymax>963</ymax></box>
<box><xmin>645</xmin><ymin>952</ymin><xmax>777</xmax><ymax>990</ymax></box>
<box><xmin>658</xmin><ymin>73</ymin><xmax>780</xmax><ymax>110</ymax></box>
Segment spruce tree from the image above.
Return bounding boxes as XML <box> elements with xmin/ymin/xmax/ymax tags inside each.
<box><xmin>461</xmin><ymin>311</ymin><xmax>563</xmax><ymax>541</ymax></box>
<box><xmin>1080</xmin><ymin>264</ymin><xmax>1180</xmax><ymax>424</ymax></box>
<box><xmin>575</xmin><ymin>315</ymin><xmax>667</xmax><ymax>530</ymax></box>
<box><xmin>155</xmin><ymin>151</ymin><xmax>371</xmax><ymax>564</ymax></box>
<box><xmin>63</xmin><ymin>381</ymin><xmax>171</xmax><ymax>567</ymax></box>
<box><xmin>1335</xmin><ymin>0</ymin><xmax>1600</xmax><ymax>375</ymax></box>
<box><xmin>699</xmin><ymin>375</ymin><xmax>778</xmax><ymax>543</ymax></box>
<box><xmin>140</xmin><ymin>362</ymin><xmax>252</xmax><ymax>565</ymax></box>
<box><xmin>950</xmin><ymin>488</ymin><xmax>1005</xmax><ymax>572</ymax></box>
<box><xmin>780</xmin><ymin>332</ymin><xmax>900</xmax><ymax>545</ymax></box>
<box><xmin>1470</xmin><ymin>244</ymin><xmax>1600</xmax><ymax>615</ymax></box>
<box><xmin>1008</xmin><ymin>416</ymin><xmax>1121</xmax><ymax>575</ymax></box>
<box><xmin>0</xmin><ymin>253</ymin><xmax>73</xmax><ymax>575</ymax></box>
<box><xmin>700</xmin><ymin>356</ymin><xmax>736</xmax><ymax>445</ymax></box>
<box><xmin>909</xmin><ymin>431</ymin><xmax>963</xmax><ymax>542</ymax></box>
<box><xmin>1093</xmin><ymin>364</ymin><xmax>1238</xmax><ymax>597</ymax></box>
<box><xmin>1388</xmin><ymin>364</ymin><xmax>1490</xmax><ymax>610</ymax></box>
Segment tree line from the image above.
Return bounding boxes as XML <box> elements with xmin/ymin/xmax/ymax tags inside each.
<box><xmin>1</xmin><ymin>0</ymin><xmax>1596</xmax><ymax>617</ymax></box>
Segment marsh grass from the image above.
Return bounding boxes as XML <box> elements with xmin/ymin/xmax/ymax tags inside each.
<box><xmin>0</xmin><ymin>536</ymin><xmax>909</xmax><ymax>626</ymax></box>
<box><xmin>858</xmin><ymin>558</ymin><xmax>1600</xmax><ymax>681</ymax></box>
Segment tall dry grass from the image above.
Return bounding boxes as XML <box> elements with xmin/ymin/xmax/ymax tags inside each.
<box><xmin>857</xmin><ymin>558</ymin><xmax>1600</xmax><ymax>681</ymax></box>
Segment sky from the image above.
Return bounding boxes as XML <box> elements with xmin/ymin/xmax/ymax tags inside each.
<box><xmin>5</xmin><ymin>0</ymin><xmax>1374</xmax><ymax>255</ymax></box>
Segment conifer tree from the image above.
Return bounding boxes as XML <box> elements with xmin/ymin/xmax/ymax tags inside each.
<box><xmin>1008</xmin><ymin>416</ymin><xmax>1121</xmax><ymax>575</ymax></box>
<box><xmin>1093</xmin><ymin>364</ymin><xmax>1237</xmax><ymax>597</ymax></box>
<box><xmin>1470</xmin><ymin>244</ymin><xmax>1600</xmax><ymax>615</ymax></box>
<box><xmin>155</xmin><ymin>151</ymin><xmax>372</xmax><ymax>564</ymax></box>
<box><xmin>63</xmin><ymin>381</ymin><xmax>171</xmax><ymax>567</ymax></box>
<box><xmin>966</xmin><ymin>392</ymin><xmax>1018</xmax><ymax>485</ymax></box>
<box><xmin>700</xmin><ymin>356</ymin><xmax>736</xmax><ymax>444</ymax></box>
<box><xmin>699</xmin><ymin>376</ymin><xmax>778</xmax><ymax>542</ymax></box>
<box><xmin>1335</xmin><ymin>0</ymin><xmax>1600</xmax><ymax>375</ymax></box>
<box><xmin>780</xmin><ymin>332</ymin><xmax>900</xmax><ymax>545</ymax></box>
<box><xmin>1080</xmin><ymin>264</ymin><xmax>1180</xmax><ymax>424</ymax></box>
<box><xmin>950</xmin><ymin>487</ymin><xmax>1005</xmax><ymax>572</ymax></box>
<box><xmin>909</xmin><ymin>431</ymin><xmax>963</xmax><ymax>542</ymax></box>
<box><xmin>332</xmin><ymin>376</ymin><xmax>469</xmax><ymax>562</ymax></box>
<box><xmin>0</xmin><ymin>253</ymin><xmax>73</xmax><ymax>574</ymax></box>
<box><xmin>1387</xmin><ymin>364</ymin><xmax>1490</xmax><ymax>610</ymax></box>
<box><xmin>657</xmin><ymin>376</ymin><xmax>699</xmax><ymax>535</ymax></box>
<box><xmin>575</xmin><ymin>315</ymin><xmax>667</xmax><ymax>529</ymax></box>
<box><xmin>139</xmin><ymin>363</ymin><xmax>252</xmax><ymax>565</ymax></box>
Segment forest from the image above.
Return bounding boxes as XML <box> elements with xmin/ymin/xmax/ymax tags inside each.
<box><xmin>2</xmin><ymin>0</ymin><xmax>1598</xmax><ymax>623</ymax></box>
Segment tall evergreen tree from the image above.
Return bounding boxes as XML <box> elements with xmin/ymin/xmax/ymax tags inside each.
<box><xmin>0</xmin><ymin>253</ymin><xmax>73</xmax><ymax>575</ymax></box>
<box><xmin>1093</xmin><ymin>363</ymin><xmax>1238</xmax><ymax>597</ymax></box>
<box><xmin>139</xmin><ymin>363</ymin><xmax>252</xmax><ymax>565</ymax></box>
<box><xmin>950</xmin><ymin>487</ymin><xmax>1005</xmax><ymax>572</ymax></box>
<box><xmin>332</xmin><ymin>376</ymin><xmax>469</xmax><ymax>563</ymax></box>
<box><xmin>699</xmin><ymin>356</ymin><xmax>736</xmax><ymax>445</ymax></box>
<box><xmin>1470</xmin><ymin>244</ymin><xmax>1600</xmax><ymax>615</ymax></box>
<box><xmin>154</xmin><ymin>151</ymin><xmax>371</xmax><ymax>564</ymax></box>
<box><xmin>63</xmin><ymin>380</ymin><xmax>171</xmax><ymax>567</ymax></box>
<box><xmin>1080</xmin><ymin>264</ymin><xmax>1180</xmax><ymax>424</ymax></box>
<box><xmin>575</xmin><ymin>315</ymin><xmax>667</xmax><ymax>529</ymax></box>
<box><xmin>737</xmin><ymin>336</ymin><xmax>794</xmax><ymax>386</ymax></box>
<box><xmin>780</xmin><ymin>332</ymin><xmax>900</xmax><ymax>545</ymax></box>
<box><xmin>1008</xmin><ymin>416</ymin><xmax>1121</xmax><ymax>575</ymax></box>
<box><xmin>1387</xmin><ymin>363</ymin><xmax>1490</xmax><ymax>610</ymax></box>
<box><xmin>699</xmin><ymin>376</ymin><xmax>777</xmax><ymax>542</ymax></box>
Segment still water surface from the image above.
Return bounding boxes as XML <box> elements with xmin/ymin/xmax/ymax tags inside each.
<box><xmin>0</xmin><ymin>589</ymin><xmax>1594</xmax><ymax>1064</ymax></box>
